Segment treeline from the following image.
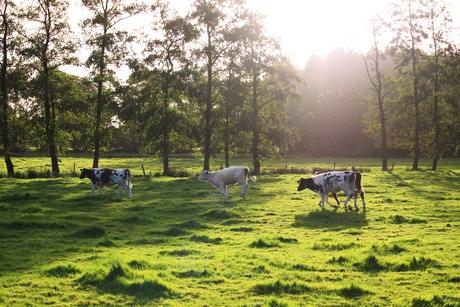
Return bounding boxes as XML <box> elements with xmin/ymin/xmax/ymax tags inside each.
<box><xmin>1</xmin><ymin>0</ymin><xmax>459</xmax><ymax>177</ymax></box>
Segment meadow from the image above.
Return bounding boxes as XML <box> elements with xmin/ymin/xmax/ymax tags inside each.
<box><xmin>0</xmin><ymin>156</ymin><xmax>459</xmax><ymax>306</ymax></box>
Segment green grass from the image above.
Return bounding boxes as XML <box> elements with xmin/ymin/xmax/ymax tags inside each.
<box><xmin>0</xmin><ymin>156</ymin><xmax>459</xmax><ymax>306</ymax></box>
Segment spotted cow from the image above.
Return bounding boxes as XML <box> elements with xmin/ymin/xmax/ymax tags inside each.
<box><xmin>297</xmin><ymin>171</ymin><xmax>364</xmax><ymax>210</ymax></box>
<box><xmin>79</xmin><ymin>168</ymin><xmax>133</xmax><ymax>199</ymax></box>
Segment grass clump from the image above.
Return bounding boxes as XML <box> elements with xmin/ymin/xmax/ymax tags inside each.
<box><xmin>190</xmin><ymin>235</ymin><xmax>222</xmax><ymax>244</ymax></box>
<box><xmin>339</xmin><ymin>284</ymin><xmax>371</xmax><ymax>299</ymax></box>
<box><xmin>355</xmin><ymin>255</ymin><xmax>386</xmax><ymax>272</ymax></box>
<box><xmin>159</xmin><ymin>249</ymin><xmax>200</xmax><ymax>257</ymax></box>
<box><xmin>202</xmin><ymin>209</ymin><xmax>239</xmax><ymax>220</ymax></box>
<box><xmin>250</xmin><ymin>238</ymin><xmax>280</xmax><ymax>249</ymax></box>
<box><xmin>105</xmin><ymin>263</ymin><xmax>130</xmax><ymax>281</ymax></box>
<box><xmin>371</xmin><ymin>243</ymin><xmax>407</xmax><ymax>255</ymax></box>
<box><xmin>126</xmin><ymin>280</ymin><xmax>173</xmax><ymax>299</ymax></box>
<box><xmin>73</xmin><ymin>226</ymin><xmax>106</xmax><ymax>238</ymax></box>
<box><xmin>45</xmin><ymin>264</ymin><xmax>80</xmax><ymax>277</ymax></box>
<box><xmin>394</xmin><ymin>257</ymin><xmax>440</xmax><ymax>272</ymax></box>
<box><xmin>230</xmin><ymin>227</ymin><xmax>254</xmax><ymax>232</ymax></box>
<box><xmin>327</xmin><ymin>256</ymin><xmax>349</xmax><ymax>265</ymax></box>
<box><xmin>174</xmin><ymin>269</ymin><xmax>211</xmax><ymax>279</ymax></box>
<box><xmin>313</xmin><ymin>242</ymin><xmax>359</xmax><ymax>251</ymax></box>
<box><xmin>97</xmin><ymin>239</ymin><xmax>116</xmax><ymax>247</ymax></box>
<box><xmin>128</xmin><ymin>260</ymin><xmax>152</xmax><ymax>270</ymax></box>
<box><xmin>252</xmin><ymin>280</ymin><xmax>311</xmax><ymax>295</ymax></box>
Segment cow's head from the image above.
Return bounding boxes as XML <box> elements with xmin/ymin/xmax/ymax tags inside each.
<box><xmin>79</xmin><ymin>168</ymin><xmax>97</xmax><ymax>183</ymax></box>
<box><xmin>297</xmin><ymin>177</ymin><xmax>316</xmax><ymax>192</ymax></box>
<box><xmin>79</xmin><ymin>168</ymin><xmax>90</xmax><ymax>179</ymax></box>
<box><xmin>198</xmin><ymin>170</ymin><xmax>210</xmax><ymax>181</ymax></box>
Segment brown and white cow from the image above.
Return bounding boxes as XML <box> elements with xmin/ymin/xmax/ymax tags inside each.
<box><xmin>297</xmin><ymin>171</ymin><xmax>364</xmax><ymax>210</ymax></box>
<box><xmin>79</xmin><ymin>168</ymin><xmax>133</xmax><ymax>199</ymax></box>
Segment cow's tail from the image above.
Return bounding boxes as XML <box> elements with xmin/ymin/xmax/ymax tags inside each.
<box><xmin>245</xmin><ymin>167</ymin><xmax>257</xmax><ymax>182</ymax></box>
<box><xmin>348</xmin><ymin>171</ymin><xmax>356</xmax><ymax>191</ymax></box>
<box><xmin>126</xmin><ymin>169</ymin><xmax>133</xmax><ymax>189</ymax></box>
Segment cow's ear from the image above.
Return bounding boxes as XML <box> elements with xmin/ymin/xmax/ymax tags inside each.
<box><xmin>296</xmin><ymin>180</ymin><xmax>300</xmax><ymax>183</ymax></box>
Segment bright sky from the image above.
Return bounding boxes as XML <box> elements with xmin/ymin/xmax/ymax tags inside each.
<box><xmin>244</xmin><ymin>0</ymin><xmax>392</xmax><ymax>67</ymax></box>
<box><xmin>171</xmin><ymin>0</ymin><xmax>460</xmax><ymax>68</ymax></box>
<box><xmin>66</xmin><ymin>0</ymin><xmax>460</xmax><ymax>75</ymax></box>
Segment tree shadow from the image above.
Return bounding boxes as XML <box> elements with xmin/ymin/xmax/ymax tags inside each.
<box><xmin>293</xmin><ymin>209</ymin><xmax>368</xmax><ymax>229</ymax></box>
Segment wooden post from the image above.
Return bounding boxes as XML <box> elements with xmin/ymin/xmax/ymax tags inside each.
<box><xmin>391</xmin><ymin>162</ymin><xmax>395</xmax><ymax>172</ymax></box>
<box><xmin>141</xmin><ymin>164</ymin><xmax>146</xmax><ymax>177</ymax></box>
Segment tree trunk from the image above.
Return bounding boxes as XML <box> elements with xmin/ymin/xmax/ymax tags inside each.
<box><xmin>162</xmin><ymin>81</ymin><xmax>170</xmax><ymax>176</ymax></box>
<box><xmin>1</xmin><ymin>11</ymin><xmax>14</xmax><ymax>177</ymax></box>
<box><xmin>251</xmin><ymin>71</ymin><xmax>260</xmax><ymax>175</ymax></box>
<box><xmin>43</xmin><ymin>63</ymin><xmax>60</xmax><ymax>176</ymax></box>
<box><xmin>431</xmin><ymin>51</ymin><xmax>441</xmax><ymax>171</ymax></box>
<box><xmin>411</xmin><ymin>43</ymin><xmax>420</xmax><ymax>171</ymax></box>
<box><xmin>93</xmin><ymin>37</ymin><xmax>107</xmax><ymax>169</ymax></box>
<box><xmin>203</xmin><ymin>24</ymin><xmax>213</xmax><ymax>171</ymax></box>
<box><xmin>92</xmin><ymin>79</ymin><xmax>103</xmax><ymax>169</ymax></box>
<box><xmin>224</xmin><ymin>101</ymin><xmax>230</xmax><ymax>168</ymax></box>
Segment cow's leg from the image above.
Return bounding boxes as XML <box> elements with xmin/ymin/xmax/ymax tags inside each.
<box><xmin>98</xmin><ymin>186</ymin><xmax>104</xmax><ymax>195</ymax></box>
<box><xmin>359</xmin><ymin>190</ymin><xmax>366</xmax><ymax>210</ymax></box>
<box><xmin>116</xmin><ymin>185</ymin><xmax>123</xmax><ymax>198</ymax></box>
<box><xmin>332</xmin><ymin>193</ymin><xmax>340</xmax><ymax>205</ymax></box>
<box><xmin>353</xmin><ymin>190</ymin><xmax>359</xmax><ymax>210</ymax></box>
<box><xmin>319</xmin><ymin>193</ymin><xmax>325</xmax><ymax>210</ymax></box>
<box><xmin>90</xmin><ymin>184</ymin><xmax>96</xmax><ymax>195</ymax></box>
<box><xmin>343</xmin><ymin>193</ymin><xmax>352</xmax><ymax>210</ymax></box>
<box><xmin>240</xmin><ymin>181</ymin><xmax>249</xmax><ymax>198</ymax></box>
<box><xmin>220</xmin><ymin>184</ymin><xmax>231</xmax><ymax>199</ymax></box>
<box><xmin>324</xmin><ymin>194</ymin><xmax>338</xmax><ymax>208</ymax></box>
<box><xmin>126</xmin><ymin>184</ymin><xmax>133</xmax><ymax>199</ymax></box>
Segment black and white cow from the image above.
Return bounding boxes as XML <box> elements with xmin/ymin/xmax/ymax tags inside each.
<box><xmin>297</xmin><ymin>171</ymin><xmax>363</xmax><ymax>210</ymax></box>
<box><xmin>314</xmin><ymin>171</ymin><xmax>366</xmax><ymax>208</ymax></box>
<box><xmin>79</xmin><ymin>168</ymin><xmax>133</xmax><ymax>199</ymax></box>
<box><xmin>198</xmin><ymin>166</ymin><xmax>257</xmax><ymax>199</ymax></box>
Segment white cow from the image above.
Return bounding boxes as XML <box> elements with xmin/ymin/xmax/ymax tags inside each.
<box><xmin>79</xmin><ymin>168</ymin><xmax>133</xmax><ymax>199</ymax></box>
<box><xmin>198</xmin><ymin>166</ymin><xmax>257</xmax><ymax>199</ymax></box>
<box><xmin>297</xmin><ymin>171</ymin><xmax>361</xmax><ymax>210</ymax></box>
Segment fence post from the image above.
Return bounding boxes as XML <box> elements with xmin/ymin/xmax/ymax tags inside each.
<box><xmin>391</xmin><ymin>162</ymin><xmax>395</xmax><ymax>172</ymax></box>
<box><xmin>141</xmin><ymin>164</ymin><xmax>146</xmax><ymax>177</ymax></box>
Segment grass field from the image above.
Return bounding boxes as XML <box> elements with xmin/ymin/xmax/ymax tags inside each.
<box><xmin>0</xmin><ymin>156</ymin><xmax>459</xmax><ymax>306</ymax></box>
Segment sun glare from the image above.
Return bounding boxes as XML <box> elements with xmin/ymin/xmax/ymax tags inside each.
<box><xmin>245</xmin><ymin>0</ymin><xmax>391</xmax><ymax>66</ymax></box>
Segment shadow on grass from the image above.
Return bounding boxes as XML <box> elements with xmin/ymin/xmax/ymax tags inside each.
<box><xmin>293</xmin><ymin>210</ymin><xmax>368</xmax><ymax>229</ymax></box>
<box><xmin>76</xmin><ymin>263</ymin><xmax>174</xmax><ymax>303</ymax></box>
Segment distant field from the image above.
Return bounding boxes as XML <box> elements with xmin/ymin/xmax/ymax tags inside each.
<box><xmin>0</xmin><ymin>157</ymin><xmax>459</xmax><ymax>306</ymax></box>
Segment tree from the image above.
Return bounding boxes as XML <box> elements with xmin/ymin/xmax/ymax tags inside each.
<box><xmin>190</xmin><ymin>0</ymin><xmax>244</xmax><ymax>171</ymax></box>
<box><xmin>141</xmin><ymin>0</ymin><xmax>198</xmax><ymax>175</ymax></box>
<box><xmin>20</xmin><ymin>0</ymin><xmax>77</xmax><ymax>176</ymax></box>
<box><xmin>241</xmin><ymin>12</ymin><xmax>300</xmax><ymax>174</ymax></box>
<box><xmin>81</xmin><ymin>0</ymin><xmax>145</xmax><ymax>168</ymax></box>
<box><xmin>389</xmin><ymin>0</ymin><xmax>427</xmax><ymax>170</ymax></box>
<box><xmin>425</xmin><ymin>0</ymin><xmax>452</xmax><ymax>170</ymax></box>
<box><xmin>0</xmin><ymin>0</ymin><xmax>16</xmax><ymax>177</ymax></box>
<box><xmin>362</xmin><ymin>16</ymin><xmax>397</xmax><ymax>171</ymax></box>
